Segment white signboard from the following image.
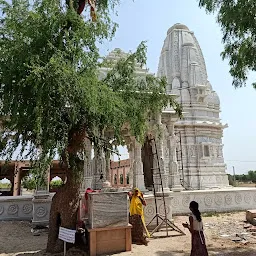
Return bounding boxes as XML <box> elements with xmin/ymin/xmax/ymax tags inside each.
<box><xmin>58</xmin><ymin>227</ymin><xmax>76</xmax><ymax>244</ymax></box>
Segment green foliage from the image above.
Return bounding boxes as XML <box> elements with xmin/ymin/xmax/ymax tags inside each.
<box><xmin>202</xmin><ymin>211</ymin><xmax>220</xmax><ymax>217</ymax></box>
<box><xmin>22</xmin><ymin>175</ymin><xmax>37</xmax><ymax>190</ymax></box>
<box><xmin>50</xmin><ymin>179</ymin><xmax>63</xmax><ymax>188</ymax></box>
<box><xmin>234</xmin><ymin>170</ymin><xmax>256</xmax><ymax>183</ymax></box>
<box><xmin>0</xmin><ymin>182</ymin><xmax>11</xmax><ymax>189</ymax></box>
<box><xmin>198</xmin><ymin>0</ymin><xmax>256</xmax><ymax>87</ymax></box>
<box><xmin>0</xmin><ymin>0</ymin><xmax>181</xmax><ymax>178</ymax></box>
<box><xmin>22</xmin><ymin>169</ymin><xmax>48</xmax><ymax>190</ymax></box>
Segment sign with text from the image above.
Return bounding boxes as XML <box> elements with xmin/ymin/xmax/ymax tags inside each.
<box><xmin>58</xmin><ymin>227</ymin><xmax>76</xmax><ymax>244</ymax></box>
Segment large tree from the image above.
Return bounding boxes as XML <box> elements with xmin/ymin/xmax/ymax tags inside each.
<box><xmin>0</xmin><ymin>0</ymin><xmax>181</xmax><ymax>252</ymax></box>
<box><xmin>198</xmin><ymin>0</ymin><xmax>256</xmax><ymax>88</ymax></box>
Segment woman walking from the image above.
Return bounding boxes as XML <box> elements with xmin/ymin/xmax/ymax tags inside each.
<box><xmin>128</xmin><ymin>188</ymin><xmax>150</xmax><ymax>245</ymax></box>
<box><xmin>182</xmin><ymin>201</ymin><xmax>208</xmax><ymax>256</ymax></box>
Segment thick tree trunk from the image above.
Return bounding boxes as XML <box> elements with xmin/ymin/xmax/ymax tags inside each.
<box><xmin>46</xmin><ymin>127</ymin><xmax>86</xmax><ymax>253</ymax></box>
<box><xmin>46</xmin><ymin>171</ymin><xmax>81</xmax><ymax>253</ymax></box>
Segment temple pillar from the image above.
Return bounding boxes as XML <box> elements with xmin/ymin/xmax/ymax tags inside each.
<box><xmin>13</xmin><ymin>163</ymin><xmax>21</xmax><ymax>196</ymax></box>
<box><xmin>167</xmin><ymin>119</ymin><xmax>184</xmax><ymax>192</ymax></box>
<box><xmin>111</xmin><ymin>169</ymin><xmax>115</xmax><ymax>186</ymax></box>
<box><xmin>105</xmin><ymin>154</ymin><xmax>111</xmax><ymax>183</ymax></box>
<box><xmin>93</xmin><ymin>147</ymin><xmax>106</xmax><ymax>190</ymax></box>
<box><xmin>132</xmin><ymin>139</ymin><xmax>146</xmax><ymax>191</ymax></box>
<box><xmin>128</xmin><ymin>144</ymin><xmax>134</xmax><ymax>188</ymax></box>
<box><xmin>123</xmin><ymin>168</ymin><xmax>126</xmax><ymax>186</ymax></box>
<box><xmin>81</xmin><ymin>138</ymin><xmax>93</xmax><ymax>191</ymax></box>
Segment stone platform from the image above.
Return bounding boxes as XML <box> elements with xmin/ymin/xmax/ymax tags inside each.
<box><xmin>1</xmin><ymin>188</ymin><xmax>256</xmax><ymax>226</ymax></box>
<box><xmin>143</xmin><ymin>187</ymin><xmax>256</xmax><ymax>223</ymax></box>
<box><xmin>0</xmin><ymin>195</ymin><xmax>33</xmax><ymax>221</ymax></box>
<box><xmin>87</xmin><ymin>192</ymin><xmax>128</xmax><ymax>229</ymax></box>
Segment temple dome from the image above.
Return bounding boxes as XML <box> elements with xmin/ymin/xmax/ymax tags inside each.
<box><xmin>167</xmin><ymin>23</ymin><xmax>189</xmax><ymax>34</ymax></box>
<box><xmin>157</xmin><ymin>24</ymin><xmax>223</xmax><ymax>122</ymax></box>
<box><xmin>158</xmin><ymin>23</ymin><xmax>208</xmax><ymax>88</ymax></box>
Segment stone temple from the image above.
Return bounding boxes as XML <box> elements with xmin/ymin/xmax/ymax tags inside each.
<box><xmin>157</xmin><ymin>23</ymin><xmax>229</xmax><ymax>190</ymax></box>
<box><xmin>82</xmin><ymin>23</ymin><xmax>256</xmax><ymax>218</ymax></box>
<box><xmin>94</xmin><ymin>23</ymin><xmax>230</xmax><ymax>193</ymax></box>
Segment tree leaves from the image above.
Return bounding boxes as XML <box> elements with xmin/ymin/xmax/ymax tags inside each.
<box><xmin>0</xmin><ymin>0</ymin><xmax>181</xmax><ymax>176</ymax></box>
<box><xmin>198</xmin><ymin>0</ymin><xmax>256</xmax><ymax>87</ymax></box>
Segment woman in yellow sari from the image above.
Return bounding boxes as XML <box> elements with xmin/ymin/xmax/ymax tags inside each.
<box><xmin>128</xmin><ymin>188</ymin><xmax>150</xmax><ymax>245</ymax></box>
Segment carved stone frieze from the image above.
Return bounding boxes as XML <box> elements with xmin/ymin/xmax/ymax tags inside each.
<box><xmin>0</xmin><ymin>206</ymin><xmax>4</xmax><ymax>215</ymax></box>
<box><xmin>35</xmin><ymin>206</ymin><xmax>47</xmax><ymax>218</ymax></box>
<box><xmin>8</xmin><ymin>204</ymin><xmax>18</xmax><ymax>215</ymax></box>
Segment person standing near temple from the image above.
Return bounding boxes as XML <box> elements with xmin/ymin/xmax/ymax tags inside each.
<box><xmin>78</xmin><ymin>187</ymin><xmax>95</xmax><ymax>226</ymax></box>
<box><xmin>128</xmin><ymin>188</ymin><xmax>150</xmax><ymax>245</ymax></box>
<box><xmin>182</xmin><ymin>201</ymin><xmax>208</xmax><ymax>256</ymax></box>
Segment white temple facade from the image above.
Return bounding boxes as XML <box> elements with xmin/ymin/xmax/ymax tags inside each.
<box><xmin>157</xmin><ymin>24</ymin><xmax>229</xmax><ymax>190</ymax></box>
<box><xmin>82</xmin><ymin>48</ymin><xmax>182</xmax><ymax>194</ymax></box>
<box><xmin>82</xmin><ymin>23</ymin><xmax>230</xmax><ymax>194</ymax></box>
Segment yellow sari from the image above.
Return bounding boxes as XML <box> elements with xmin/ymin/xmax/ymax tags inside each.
<box><xmin>129</xmin><ymin>188</ymin><xmax>150</xmax><ymax>238</ymax></box>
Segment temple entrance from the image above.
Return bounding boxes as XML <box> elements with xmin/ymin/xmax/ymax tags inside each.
<box><xmin>142</xmin><ymin>136</ymin><xmax>154</xmax><ymax>190</ymax></box>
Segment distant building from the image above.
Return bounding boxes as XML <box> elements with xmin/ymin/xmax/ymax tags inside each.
<box><xmin>109</xmin><ymin>159</ymin><xmax>130</xmax><ymax>188</ymax></box>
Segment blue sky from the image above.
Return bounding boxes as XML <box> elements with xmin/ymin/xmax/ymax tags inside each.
<box><xmin>99</xmin><ymin>0</ymin><xmax>256</xmax><ymax>175</ymax></box>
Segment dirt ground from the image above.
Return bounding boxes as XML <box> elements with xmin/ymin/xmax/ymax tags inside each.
<box><xmin>1</xmin><ymin>212</ymin><xmax>256</xmax><ymax>256</ymax></box>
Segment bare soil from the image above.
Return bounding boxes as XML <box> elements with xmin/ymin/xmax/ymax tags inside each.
<box><xmin>1</xmin><ymin>212</ymin><xmax>256</xmax><ymax>256</ymax></box>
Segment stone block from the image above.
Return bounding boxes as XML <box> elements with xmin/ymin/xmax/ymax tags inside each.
<box><xmin>246</xmin><ymin>210</ymin><xmax>256</xmax><ymax>225</ymax></box>
<box><xmin>32</xmin><ymin>193</ymin><xmax>52</xmax><ymax>227</ymax></box>
<box><xmin>0</xmin><ymin>195</ymin><xmax>33</xmax><ymax>221</ymax></box>
<box><xmin>88</xmin><ymin>192</ymin><xmax>128</xmax><ymax>229</ymax></box>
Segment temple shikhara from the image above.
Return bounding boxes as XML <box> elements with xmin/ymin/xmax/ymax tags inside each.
<box><xmin>157</xmin><ymin>23</ymin><xmax>229</xmax><ymax>190</ymax></box>
<box><xmin>1</xmin><ymin>24</ymin><xmax>256</xmax><ymax>225</ymax></box>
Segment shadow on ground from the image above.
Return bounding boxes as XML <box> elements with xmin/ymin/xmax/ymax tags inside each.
<box><xmin>207</xmin><ymin>245</ymin><xmax>256</xmax><ymax>256</ymax></box>
<box><xmin>15</xmin><ymin>247</ymin><xmax>87</xmax><ymax>256</ymax></box>
<box><xmin>155</xmin><ymin>246</ymin><xmax>256</xmax><ymax>256</ymax></box>
<box><xmin>150</xmin><ymin>234</ymin><xmax>185</xmax><ymax>239</ymax></box>
<box><xmin>11</xmin><ymin>246</ymin><xmax>256</xmax><ymax>256</ymax></box>
<box><xmin>155</xmin><ymin>250</ymin><xmax>188</xmax><ymax>256</ymax></box>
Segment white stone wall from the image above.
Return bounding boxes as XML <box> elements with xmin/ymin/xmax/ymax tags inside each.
<box><xmin>0</xmin><ymin>195</ymin><xmax>33</xmax><ymax>220</ymax></box>
<box><xmin>143</xmin><ymin>194</ymin><xmax>173</xmax><ymax>227</ymax></box>
<box><xmin>0</xmin><ymin>193</ymin><xmax>52</xmax><ymax>224</ymax></box>
<box><xmin>140</xmin><ymin>188</ymin><xmax>256</xmax><ymax>225</ymax></box>
<box><xmin>169</xmin><ymin>188</ymin><xmax>256</xmax><ymax>215</ymax></box>
<box><xmin>1</xmin><ymin>188</ymin><xmax>256</xmax><ymax>225</ymax></box>
<box><xmin>174</xmin><ymin>125</ymin><xmax>229</xmax><ymax>190</ymax></box>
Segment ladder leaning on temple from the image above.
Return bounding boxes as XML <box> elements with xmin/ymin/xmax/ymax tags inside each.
<box><xmin>175</xmin><ymin>131</ymin><xmax>191</xmax><ymax>190</ymax></box>
<box><xmin>146</xmin><ymin>137</ymin><xmax>185</xmax><ymax>237</ymax></box>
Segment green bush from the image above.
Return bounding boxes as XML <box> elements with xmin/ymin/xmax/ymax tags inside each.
<box><xmin>50</xmin><ymin>179</ymin><xmax>63</xmax><ymax>188</ymax></box>
<box><xmin>22</xmin><ymin>175</ymin><xmax>37</xmax><ymax>190</ymax></box>
<box><xmin>0</xmin><ymin>182</ymin><xmax>11</xmax><ymax>189</ymax></box>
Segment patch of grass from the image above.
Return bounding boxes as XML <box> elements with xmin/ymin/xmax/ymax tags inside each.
<box><xmin>202</xmin><ymin>212</ymin><xmax>220</xmax><ymax>217</ymax></box>
<box><xmin>0</xmin><ymin>183</ymin><xmax>11</xmax><ymax>189</ymax></box>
